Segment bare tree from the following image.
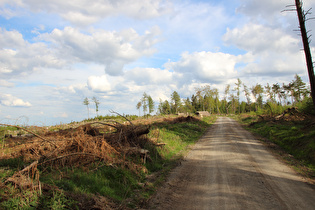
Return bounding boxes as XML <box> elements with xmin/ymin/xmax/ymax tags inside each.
<box><xmin>92</xmin><ymin>97</ymin><xmax>100</xmax><ymax>117</ymax></box>
<box><xmin>243</xmin><ymin>84</ymin><xmax>251</xmax><ymax>112</ymax></box>
<box><xmin>224</xmin><ymin>84</ymin><xmax>231</xmax><ymax>114</ymax></box>
<box><xmin>295</xmin><ymin>0</ymin><xmax>315</xmax><ymax>108</ymax></box>
<box><xmin>235</xmin><ymin>78</ymin><xmax>242</xmax><ymax>113</ymax></box>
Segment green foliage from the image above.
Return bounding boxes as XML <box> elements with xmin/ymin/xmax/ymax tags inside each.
<box><xmin>158</xmin><ymin>99</ymin><xmax>171</xmax><ymax>115</ymax></box>
<box><xmin>0</xmin><ymin>189</ymin><xmax>39</xmax><ymax>209</ymax></box>
<box><xmin>0</xmin><ymin>186</ymin><xmax>76</xmax><ymax>210</ymax></box>
<box><xmin>39</xmin><ymin>190</ymin><xmax>76</xmax><ymax>210</ymax></box>
<box><xmin>297</xmin><ymin>97</ymin><xmax>315</xmax><ymax>115</ymax></box>
<box><xmin>146</xmin><ymin>116</ymin><xmax>216</xmax><ymax>172</ymax></box>
<box><xmin>0</xmin><ymin>156</ymin><xmax>25</xmax><ymax>170</ymax></box>
<box><xmin>40</xmin><ymin>165</ymin><xmax>142</xmax><ymax>202</ymax></box>
<box><xmin>83</xmin><ymin>114</ymin><xmax>139</xmax><ymax>122</ymax></box>
<box><xmin>83</xmin><ymin>97</ymin><xmax>90</xmax><ymax>119</ymax></box>
<box><xmin>171</xmin><ymin>91</ymin><xmax>182</xmax><ymax>114</ymax></box>
<box><xmin>148</xmin><ymin>95</ymin><xmax>155</xmax><ymax>115</ymax></box>
<box><xmin>152</xmin><ymin>74</ymin><xmax>313</xmax><ymax>117</ymax></box>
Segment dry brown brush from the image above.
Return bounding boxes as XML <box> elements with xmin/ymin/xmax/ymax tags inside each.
<box><xmin>1</xmin><ymin>119</ymin><xmax>152</xmax><ymax>191</ymax></box>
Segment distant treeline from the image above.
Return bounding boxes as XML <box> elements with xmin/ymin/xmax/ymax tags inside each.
<box><xmin>138</xmin><ymin>74</ymin><xmax>314</xmax><ymax>116</ymax></box>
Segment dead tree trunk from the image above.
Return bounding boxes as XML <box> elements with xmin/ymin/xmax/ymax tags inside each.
<box><xmin>295</xmin><ymin>0</ymin><xmax>315</xmax><ymax>108</ymax></box>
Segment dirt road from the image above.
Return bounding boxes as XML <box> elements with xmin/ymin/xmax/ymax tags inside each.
<box><xmin>148</xmin><ymin>117</ymin><xmax>315</xmax><ymax>209</ymax></box>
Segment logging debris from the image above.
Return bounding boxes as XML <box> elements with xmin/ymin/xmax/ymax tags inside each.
<box><xmin>0</xmin><ymin>116</ymin><xmax>198</xmax><ymax>192</ymax></box>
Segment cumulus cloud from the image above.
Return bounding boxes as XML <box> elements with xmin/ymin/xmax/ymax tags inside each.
<box><xmin>165</xmin><ymin>51</ymin><xmax>238</xmax><ymax>84</ymax></box>
<box><xmin>40</xmin><ymin>26</ymin><xmax>160</xmax><ymax>76</ymax></box>
<box><xmin>223</xmin><ymin>23</ymin><xmax>306</xmax><ymax>76</ymax></box>
<box><xmin>238</xmin><ymin>0</ymin><xmax>287</xmax><ymax>16</ymax></box>
<box><xmin>0</xmin><ymin>94</ymin><xmax>32</xmax><ymax>107</ymax></box>
<box><xmin>223</xmin><ymin>23</ymin><xmax>299</xmax><ymax>54</ymax></box>
<box><xmin>124</xmin><ymin>67</ymin><xmax>174</xmax><ymax>85</ymax></box>
<box><xmin>0</xmin><ymin>25</ymin><xmax>160</xmax><ymax>79</ymax></box>
<box><xmin>0</xmin><ymin>80</ymin><xmax>14</xmax><ymax>87</ymax></box>
<box><xmin>87</xmin><ymin>75</ymin><xmax>111</xmax><ymax>92</ymax></box>
<box><xmin>238</xmin><ymin>0</ymin><xmax>315</xmax><ymax>19</ymax></box>
<box><xmin>2</xmin><ymin>0</ymin><xmax>172</xmax><ymax>26</ymax></box>
<box><xmin>0</xmin><ymin>28</ymin><xmax>65</xmax><ymax>79</ymax></box>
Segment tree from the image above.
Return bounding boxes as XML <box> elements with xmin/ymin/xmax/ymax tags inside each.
<box><xmin>171</xmin><ymin>91</ymin><xmax>181</xmax><ymax>114</ymax></box>
<box><xmin>202</xmin><ymin>85</ymin><xmax>215</xmax><ymax>114</ymax></box>
<box><xmin>265</xmin><ymin>83</ymin><xmax>274</xmax><ymax>102</ymax></box>
<box><xmin>142</xmin><ymin>92</ymin><xmax>148</xmax><ymax>116</ymax></box>
<box><xmin>213</xmin><ymin>88</ymin><xmax>220</xmax><ymax>114</ymax></box>
<box><xmin>136</xmin><ymin>101</ymin><xmax>142</xmax><ymax>116</ymax></box>
<box><xmin>224</xmin><ymin>84</ymin><xmax>230</xmax><ymax>113</ymax></box>
<box><xmin>158</xmin><ymin>99</ymin><xmax>171</xmax><ymax>115</ymax></box>
<box><xmin>147</xmin><ymin>95</ymin><xmax>155</xmax><ymax>115</ymax></box>
<box><xmin>92</xmin><ymin>97</ymin><xmax>100</xmax><ymax>117</ymax></box>
<box><xmin>251</xmin><ymin>84</ymin><xmax>264</xmax><ymax>111</ymax></box>
<box><xmin>83</xmin><ymin>97</ymin><xmax>90</xmax><ymax>119</ymax></box>
<box><xmin>228</xmin><ymin>93</ymin><xmax>236</xmax><ymax>114</ymax></box>
<box><xmin>194</xmin><ymin>89</ymin><xmax>204</xmax><ymax>111</ymax></box>
<box><xmin>243</xmin><ymin>84</ymin><xmax>251</xmax><ymax>112</ymax></box>
<box><xmin>272</xmin><ymin>83</ymin><xmax>282</xmax><ymax>105</ymax></box>
<box><xmin>295</xmin><ymin>0</ymin><xmax>315</xmax><ymax>108</ymax></box>
<box><xmin>292</xmin><ymin>74</ymin><xmax>308</xmax><ymax>102</ymax></box>
<box><xmin>235</xmin><ymin>78</ymin><xmax>242</xmax><ymax>113</ymax></box>
<box><xmin>183</xmin><ymin>97</ymin><xmax>194</xmax><ymax>113</ymax></box>
<box><xmin>283</xmin><ymin>82</ymin><xmax>295</xmax><ymax>105</ymax></box>
<box><xmin>191</xmin><ymin>94</ymin><xmax>198</xmax><ymax>112</ymax></box>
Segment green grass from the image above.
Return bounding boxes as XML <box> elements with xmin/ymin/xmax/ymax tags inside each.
<box><xmin>0</xmin><ymin>115</ymin><xmax>216</xmax><ymax>209</ymax></box>
<box><xmin>236</xmin><ymin>115</ymin><xmax>315</xmax><ymax>174</ymax></box>
<box><xmin>40</xmin><ymin>165</ymin><xmax>142</xmax><ymax>202</ymax></box>
<box><xmin>0</xmin><ymin>185</ymin><xmax>76</xmax><ymax>210</ymax></box>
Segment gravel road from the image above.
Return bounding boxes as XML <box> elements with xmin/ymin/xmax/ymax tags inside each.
<box><xmin>148</xmin><ymin>117</ymin><xmax>315</xmax><ymax>210</ymax></box>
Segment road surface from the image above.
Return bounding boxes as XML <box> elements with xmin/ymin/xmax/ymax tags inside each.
<box><xmin>148</xmin><ymin>117</ymin><xmax>315</xmax><ymax>210</ymax></box>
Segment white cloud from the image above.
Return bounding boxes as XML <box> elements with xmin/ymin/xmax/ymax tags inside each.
<box><xmin>40</xmin><ymin>26</ymin><xmax>160</xmax><ymax>76</ymax></box>
<box><xmin>238</xmin><ymin>0</ymin><xmax>315</xmax><ymax>19</ymax></box>
<box><xmin>223</xmin><ymin>23</ymin><xmax>306</xmax><ymax>76</ymax></box>
<box><xmin>165</xmin><ymin>51</ymin><xmax>238</xmax><ymax>84</ymax></box>
<box><xmin>124</xmin><ymin>67</ymin><xmax>174</xmax><ymax>85</ymax></box>
<box><xmin>0</xmin><ymin>94</ymin><xmax>32</xmax><ymax>107</ymax></box>
<box><xmin>223</xmin><ymin>23</ymin><xmax>299</xmax><ymax>54</ymax></box>
<box><xmin>0</xmin><ymin>28</ymin><xmax>66</xmax><ymax>79</ymax></box>
<box><xmin>87</xmin><ymin>75</ymin><xmax>111</xmax><ymax>92</ymax></box>
<box><xmin>0</xmin><ymin>80</ymin><xmax>14</xmax><ymax>87</ymax></box>
<box><xmin>0</xmin><ymin>28</ymin><xmax>25</xmax><ymax>48</ymax></box>
<box><xmin>2</xmin><ymin>0</ymin><xmax>172</xmax><ymax>26</ymax></box>
<box><xmin>237</xmin><ymin>0</ymin><xmax>291</xmax><ymax>23</ymax></box>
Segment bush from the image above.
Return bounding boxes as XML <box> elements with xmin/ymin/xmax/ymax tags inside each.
<box><xmin>298</xmin><ymin>97</ymin><xmax>315</xmax><ymax>115</ymax></box>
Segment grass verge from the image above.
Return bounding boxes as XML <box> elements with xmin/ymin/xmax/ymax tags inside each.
<box><xmin>235</xmin><ymin>114</ymin><xmax>315</xmax><ymax>179</ymax></box>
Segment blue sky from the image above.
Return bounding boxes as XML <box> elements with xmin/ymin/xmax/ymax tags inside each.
<box><xmin>0</xmin><ymin>0</ymin><xmax>314</xmax><ymax>125</ymax></box>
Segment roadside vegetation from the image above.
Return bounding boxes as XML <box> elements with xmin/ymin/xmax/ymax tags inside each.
<box><xmin>235</xmin><ymin>111</ymin><xmax>315</xmax><ymax>179</ymax></box>
<box><xmin>0</xmin><ymin>115</ymin><xmax>216</xmax><ymax>209</ymax></box>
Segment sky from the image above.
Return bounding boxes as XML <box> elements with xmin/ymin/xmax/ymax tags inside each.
<box><xmin>0</xmin><ymin>0</ymin><xmax>315</xmax><ymax>125</ymax></box>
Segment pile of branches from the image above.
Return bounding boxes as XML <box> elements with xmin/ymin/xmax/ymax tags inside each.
<box><xmin>1</xmin><ymin>115</ymin><xmax>198</xmax><ymax>192</ymax></box>
<box><xmin>258</xmin><ymin>107</ymin><xmax>311</xmax><ymax>122</ymax></box>
<box><xmin>1</xmin><ymin>113</ymin><xmax>152</xmax><ymax>190</ymax></box>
